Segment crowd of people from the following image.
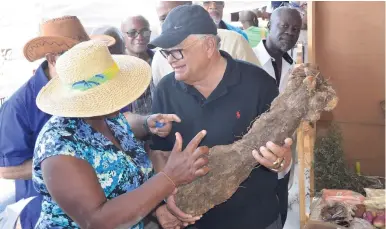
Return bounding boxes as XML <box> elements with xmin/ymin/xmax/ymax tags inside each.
<box><xmin>0</xmin><ymin>1</ymin><xmax>304</xmax><ymax>229</ymax></box>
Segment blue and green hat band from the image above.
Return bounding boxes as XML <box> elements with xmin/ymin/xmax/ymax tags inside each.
<box><xmin>71</xmin><ymin>62</ymin><xmax>120</xmax><ymax>91</ymax></box>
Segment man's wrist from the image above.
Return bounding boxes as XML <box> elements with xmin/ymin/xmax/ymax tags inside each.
<box><xmin>143</xmin><ymin>115</ymin><xmax>152</xmax><ymax>135</ymax></box>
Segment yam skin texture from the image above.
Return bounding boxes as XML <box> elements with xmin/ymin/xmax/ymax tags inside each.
<box><xmin>174</xmin><ymin>63</ymin><xmax>339</xmax><ymax>216</ymax></box>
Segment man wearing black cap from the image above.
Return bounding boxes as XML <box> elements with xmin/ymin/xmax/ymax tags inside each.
<box><xmin>149</xmin><ymin>5</ymin><xmax>293</xmax><ymax>229</ymax></box>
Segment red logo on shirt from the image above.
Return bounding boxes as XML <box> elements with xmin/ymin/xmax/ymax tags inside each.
<box><xmin>236</xmin><ymin>111</ymin><xmax>241</xmax><ymax>119</ymax></box>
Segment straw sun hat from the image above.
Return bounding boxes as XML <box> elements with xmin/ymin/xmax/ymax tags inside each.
<box><xmin>36</xmin><ymin>40</ymin><xmax>151</xmax><ymax>117</ymax></box>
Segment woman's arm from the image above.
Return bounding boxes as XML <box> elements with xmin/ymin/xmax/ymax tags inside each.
<box><xmin>42</xmin><ymin>130</ymin><xmax>208</xmax><ymax>229</ymax></box>
<box><xmin>42</xmin><ymin>155</ymin><xmax>175</xmax><ymax>229</ymax></box>
<box><xmin>123</xmin><ymin>112</ymin><xmax>148</xmax><ymax>140</ymax></box>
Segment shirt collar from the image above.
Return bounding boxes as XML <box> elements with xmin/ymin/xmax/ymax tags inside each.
<box><xmin>255</xmin><ymin>40</ymin><xmax>294</xmax><ymax>65</ymax></box>
<box><xmin>32</xmin><ymin>61</ymin><xmax>50</xmax><ymax>97</ymax></box>
<box><xmin>218</xmin><ymin>20</ymin><xmax>228</xmax><ymax>30</ymax></box>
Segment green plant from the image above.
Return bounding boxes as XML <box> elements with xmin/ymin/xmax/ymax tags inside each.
<box><xmin>314</xmin><ymin>123</ymin><xmax>384</xmax><ymax>195</ymax></box>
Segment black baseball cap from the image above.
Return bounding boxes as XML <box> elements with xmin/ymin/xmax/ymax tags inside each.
<box><xmin>148</xmin><ymin>4</ymin><xmax>217</xmax><ymax>49</ymax></box>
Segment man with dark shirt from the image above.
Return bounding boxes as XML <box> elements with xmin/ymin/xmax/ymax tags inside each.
<box><xmin>149</xmin><ymin>5</ymin><xmax>293</xmax><ymax>229</ymax></box>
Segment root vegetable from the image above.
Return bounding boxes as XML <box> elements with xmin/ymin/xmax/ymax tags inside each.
<box><xmin>373</xmin><ymin>214</ymin><xmax>385</xmax><ymax>228</ymax></box>
<box><xmin>363</xmin><ymin>211</ymin><xmax>375</xmax><ymax>223</ymax></box>
<box><xmin>174</xmin><ymin>64</ymin><xmax>339</xmax><ymax>216</ymax></box>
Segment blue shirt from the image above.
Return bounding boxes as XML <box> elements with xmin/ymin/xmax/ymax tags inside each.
<box><xmin>0</xmin><ymin>61</ymin><xmax>51</xmax><ymax>229</ymax></box>
<box><xmin>33</xmin><ymin>114</ymin><xmax>153</xmax><ymax>229</ymax></box>
<box><xmin>219</xmin><ymin>20</ymin><xmax>249</xmax><ymax>41</ymax></box>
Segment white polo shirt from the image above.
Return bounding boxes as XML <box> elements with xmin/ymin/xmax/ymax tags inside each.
<box><xmin>253</xmin><ymin>40</ymin><xmax>295</xmax><ymax>93</ymax></box>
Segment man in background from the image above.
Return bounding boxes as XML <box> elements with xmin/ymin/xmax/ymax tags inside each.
<box><xmin>253</xmin><ymin>7</ymin><xmax>302</xmax><ymax>226</ymax></box>
<box><xmin>121</xmin><ymin>15</ymin><xmax>154</xmax><ymax>114</ymax></box>
<box><xmin>253</xmin><ymin>7</ymin><xmax>302</xmax><ymax>93</ymax></box>
<box><xmin>202</xmin><ymin>1</ymin><xmax>248</xmax><ymax>41</ymax></box>
<box><xmin>239</xmin><ymin>10</ymin><xmax>268</xmax><ymax>48</ymax></box>
<box><xmin>152</xmin><ymin>1</ymin><xmax>260</xmax><ymax>86</ymax></box>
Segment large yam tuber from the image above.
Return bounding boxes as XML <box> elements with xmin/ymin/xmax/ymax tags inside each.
<box><xmin>175</xmin><ymin>64</ymin><xmax>338</xmax><ymax>216</ymax></box>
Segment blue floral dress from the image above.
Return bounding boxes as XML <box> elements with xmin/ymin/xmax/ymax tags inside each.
<box><xmin>32</xmin><ymin>113</ymin><xmax>153</xmax><ymax>229</ymax></box>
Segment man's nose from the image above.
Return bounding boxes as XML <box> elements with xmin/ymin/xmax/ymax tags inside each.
<box><xmin>285</xmin><ymin>27</ymin><xmax>297</xmax><ymax>36</ymax></box>
<box><xmin>136</xmin><ymin>33</ymin><xmax>145</xmax><ymax>41</ymax></box>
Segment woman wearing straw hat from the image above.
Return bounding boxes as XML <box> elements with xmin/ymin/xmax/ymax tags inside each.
<box><xmin>32</xmin><ymin>40</ymin><xmax>209</xmax><ymax>229</ymax></box>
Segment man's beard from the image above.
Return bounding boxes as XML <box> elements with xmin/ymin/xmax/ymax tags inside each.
<box><xmin>278</xmin><ymin>40</ymin><xmax>295</xmax><ymax>53</ymax></box>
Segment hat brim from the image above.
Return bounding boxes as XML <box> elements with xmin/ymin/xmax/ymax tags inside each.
<box><xmin>148</xmin><ymin>30</ymin><xmax>187</xmax><ymax>49</ymax></box>
<box><xmin>23</xmin><ymin>35</ymin><xmax>116</xmax><ymax>62</ymax></box>
<box><xmin>90</xmin><ymin>34</ymin><xmax>116</xmax><ymax>47</ymax></box>
<box><xmin>36</xmin><ymin>55</ymin><xmax>151</xmax><ymax>118</ymax></box>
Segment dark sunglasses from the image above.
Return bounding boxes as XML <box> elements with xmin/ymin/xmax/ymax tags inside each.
<box><xmin>160</xmin><ymin>49</ymin><xmax>184</xmax><ymax>60</ymax></box>
<box><xmin>126</xmin><ymin>30</ymin><xmax>151</xmax><ymax>38</ymax></box>
<box><xmin>159</xmin><ymin>37</ymin><xmax>205</xmax><ymax>60</ymax></box>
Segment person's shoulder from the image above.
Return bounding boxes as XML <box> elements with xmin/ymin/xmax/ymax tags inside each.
<box><xmin>2</xmin><ymin>77</ymin><xmax>37</xmax><ymax>112</ymax></box>
<box><xmin>252</xmin><ymin>40</ymin><xmax>264</xmax><ymax>53</ymax></box>
<box><xmin>39</xmin><ymin>116</ymin><xmax>73</xmax><ymax>135</ymax></box>
<box><xmin>252</xmin><ymin>40</ymin><xmax>270</xmax><ymax>65</ymax></box>
<box><xmin>224</xmin><ymin>23</ymin><xmax>243</xmax><ymax>33</ymax></box>
<box><xmin>235</xmin><ymin>59</ymin><xmax>276</xmax><ymax>85</ymax></box>
<box><xmin>36</xmin><ymin>116</ymin><xmax>79</xmax><ymax>149</ymax></box>
<box><xmin>217</xmin><ymin>28</ymin><xmax>239</xmax><ymax>36</ymax></box>
<box><xmin>218</xmin><ymin>30</ymin><xmax>261</xmax><ymax>66</ymax></box>
<box><xmin>224</xmin><ymin>23</ymin><xmax>249</xmax><ymax>40</ymax></box>
<box><xmin>218</xmin><ymin>29</ymin><xmax>246</xmax><ymax>50</ymax></box>
<box><xmin>5</xmin><ymin>62</ymin><xmax>49</xmax><ymax>110</ymax></box>
<box><xmin>34</xmin><ymin>116</ymin><xmax>82</xmax><ymax>164</ymax></box>
<box><xmin>233</xmin><ymin>59</ymin><xmax>279</xmax><ymax>101</ymax></box>
<box><xmin>217</xmin><ymin>29</ymin><xmax>245</xmax><ymax>42</ymax></box>
<box><xmin>156</xmin><ymin>71</ymin><xmax>175</xmax><ymax>90</ymax></box>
